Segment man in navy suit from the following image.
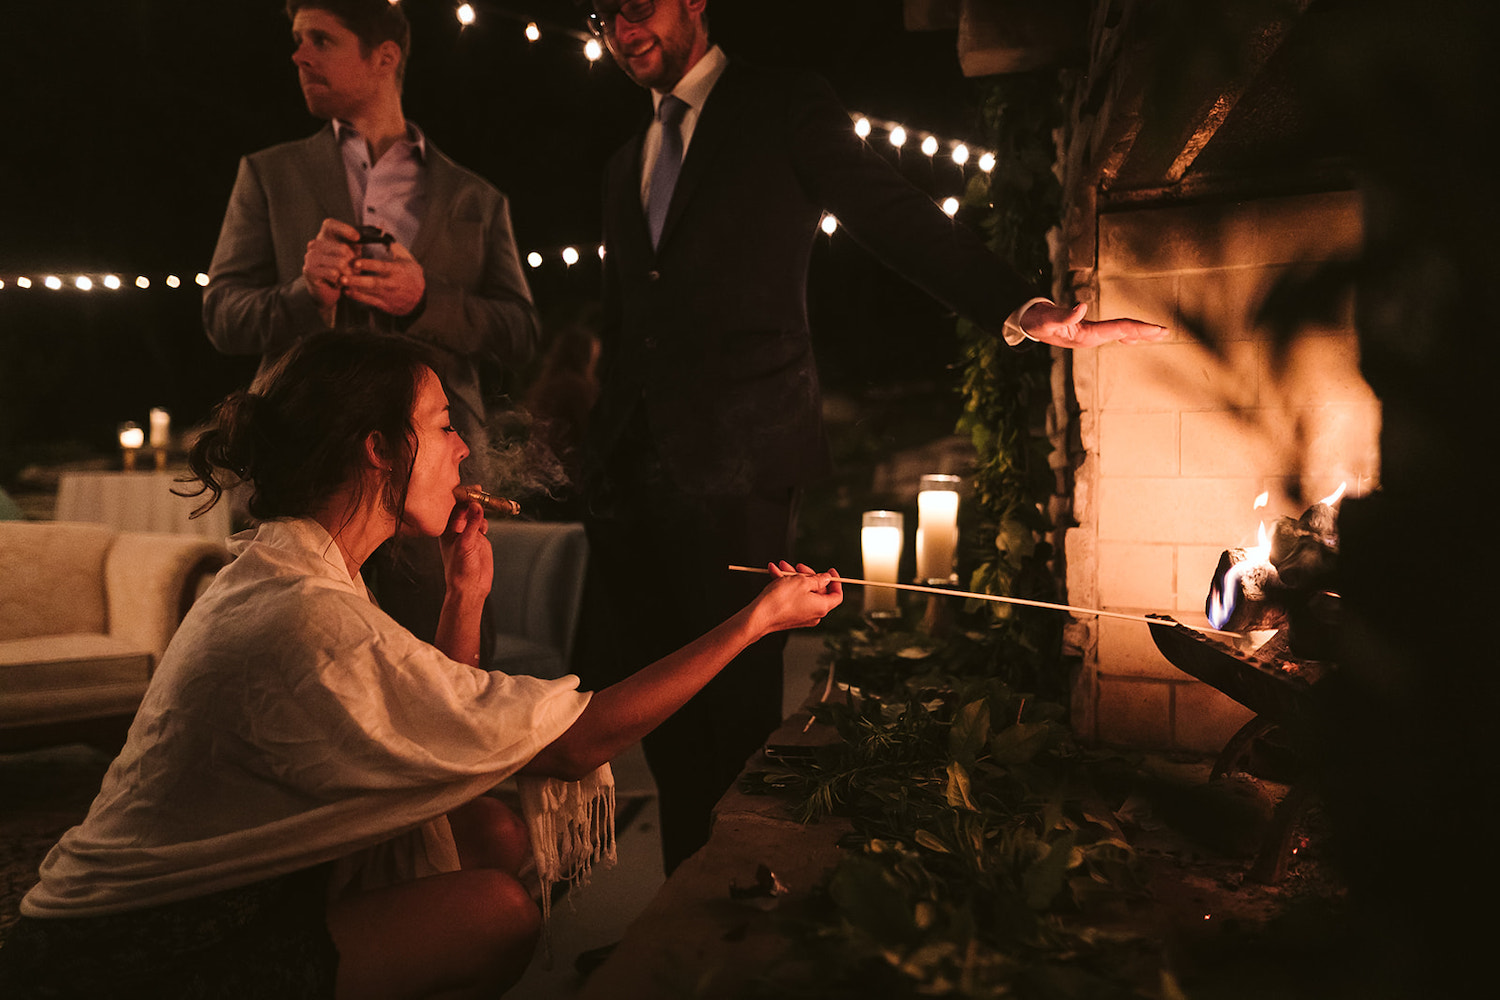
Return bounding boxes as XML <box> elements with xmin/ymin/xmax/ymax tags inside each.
<box><xmin>581</xmin><ymin>0</ymin><xmax>1166</xmax><ymax>873</ymax></box>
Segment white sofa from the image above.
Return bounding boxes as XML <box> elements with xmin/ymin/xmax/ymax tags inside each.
<box><xmin>0</xmin><ymin>520</ymin><xmax>228</xmax><ymax>752</ymax></box>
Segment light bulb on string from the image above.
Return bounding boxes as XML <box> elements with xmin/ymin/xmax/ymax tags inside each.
<box><xmin>166</xmin><ymin>275</ymin><xmax>181</xmax><ymax>288</ymax></box>
<box><xmin>853</xmin><ymin>116</ymin><xmax>871</xmax><ymax>139</ymax></box>
<box><xmin>561</xmin><ymin>246</ymin><xmax>579</xmax><ymax>266</ymax></box>
<box><xmin>103</xmin><ymin>274</ymin><xmax>121</xmax><ymax>290</ymax></box>
<box><xmin>75</xmin><ymin>276</ymin><xmax>93</xmax><ymax>291</ymax></box>
<box><xmin>525</xmin><ymin>22</ymin><xmax>540</xmax><ymax>42</ymax></box>
<box><xmin>527</xmin><ymin>252</ymin><xmax>542</xmax><ymax>269</ymax></box>
<box><xmin>921</xmin><ymin>135</ymin><xmax>938</xmax><ymax>157</ymax></box>
<box><xmin>978</xmin><ymin>151</ymin><xmax>996</xmax><ymax>173</ymax></box>
<box><xmin>888</xmin><ymin>125</ymin><xmax>906</xmax><ymax>148</ymax></box>
<box><xmin>952</xmin><ymin>143</ymin><xmax>969</xmax><ymax>166</ymax></box>
<box><xmin>456</xmin><ymin>4</ymin><xmax>475</xmax><ymax>27</ymax></box>
<box><xmin>195</xmin><ymin>273</ymin><xmax>209</xmax><ymax>287</ymax></box>
<box><xmin>45</xmin><ymin>275</ymin><xmax>62</xmax><ymax>290</ymax></box>
<box><xmin>820</xmin><ymin>214</ymin><xmax>838</xmax><ymax>235</ymax></box>
<box><xmin>941</xmin><ymin>197</ymin><xmax>959</xmax><ymax>217</ymax></box>
<box><xmin>135</xmin><ymin>276</ymin><xmax>150</xmax><ymax>289</ymax></box>
<box><xmin>18</xmin><ymin>277</ymin><xmax>32</xmax><ymax>288</ymax></box>
<box><xmin>597</xmin><ymin>244</ymin><xmax>606</xmax><ymax>260</ymax></box>
<box><xmin>584</xmin><ymin>38</ymin><xmax>603</xmax><ymax>60</ymax></box>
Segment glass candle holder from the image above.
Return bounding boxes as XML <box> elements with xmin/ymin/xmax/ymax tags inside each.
<box><xmin>118</xmin><ymin>421</ymin><xmax>144</xmax><ymax>471</ymax></box>
<box><xmin>861</xmin><ymin>510</ymin><xmax>904</xmax><ymax>617</ymax></box>
<box><xmin>916</xmin><ymin>474</ymin><xmax>961</xmax><ymax>584</ymax></box>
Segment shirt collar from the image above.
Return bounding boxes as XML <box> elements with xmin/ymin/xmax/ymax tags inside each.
<box><xmin>651</xmin><ymin>44</ymin><xmax>727</xmax><ymax>116</ymax></box>
<box><xmin>331</xmin><ymin>118</ymin><xmax>428</xmax><ymax>162</ymax></box>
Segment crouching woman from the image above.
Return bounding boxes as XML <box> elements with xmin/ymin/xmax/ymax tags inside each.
<box><xmin>0</xmin><ymin>332</ymin><xmax>840</xmax><ymax>998</ymax></box>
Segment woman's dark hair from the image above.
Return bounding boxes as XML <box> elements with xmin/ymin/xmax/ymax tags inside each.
<box><xmin>184</xmin><ymin>333</ymin><xmax>437</xmax><ymax>526</ymax></box>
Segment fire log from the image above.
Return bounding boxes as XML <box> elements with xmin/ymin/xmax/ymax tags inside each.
<box><xmin>1207</xmin><ymin>548</ymin><xmax>1289</xmax><ymax>632</ymax></box>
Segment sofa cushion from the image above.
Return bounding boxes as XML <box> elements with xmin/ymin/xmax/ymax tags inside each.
<box><xmin>0</xmin><ymin>521</ymin><xmax>114</xmax><ymax>640</ymax></box>
<box><xmin>0</xmin><ymin>633</ymin><xmax>153</xmax><ymax>727</ymax></box>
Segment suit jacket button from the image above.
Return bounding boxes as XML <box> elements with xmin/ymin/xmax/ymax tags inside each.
<box><xmin>647</xmin><ymin>269</ymin><xmax>661</xmax><ymax>282</ymax></box>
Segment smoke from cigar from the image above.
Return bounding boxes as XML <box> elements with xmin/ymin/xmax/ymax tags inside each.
<box><xmin>453</xmin><ymin>484</ymin><xmax>521</xmax><ymax>516</ymax></box>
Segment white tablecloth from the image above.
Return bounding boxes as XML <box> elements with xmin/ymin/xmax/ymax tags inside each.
<box><xmin>55</xmin><ymin>472</ymin><xmax>233</xmax><ymax>541</ymax></box>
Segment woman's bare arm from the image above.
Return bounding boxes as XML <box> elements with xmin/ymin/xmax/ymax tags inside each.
<box><xmin>521</xmin><ymin>564</ymin><xmax>841</xmax><ymax>780</ymax></box>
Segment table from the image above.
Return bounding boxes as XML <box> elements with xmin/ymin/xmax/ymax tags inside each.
<box><xmin>54</xmin><ymin>471</ymin><xmax>234</xmax><ymax>540</ymax></box>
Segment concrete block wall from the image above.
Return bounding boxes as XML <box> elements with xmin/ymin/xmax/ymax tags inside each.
<box><xmin>1067</xmin><ymin>191</ymin><xmax>1379</xmax><ymax>752</ymax></box>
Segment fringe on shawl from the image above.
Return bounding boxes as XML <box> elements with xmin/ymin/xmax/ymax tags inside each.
<box><xmin>517</xmin><ymin>762</ymin><xmax>617</xmax><ymax>963</ymax></box>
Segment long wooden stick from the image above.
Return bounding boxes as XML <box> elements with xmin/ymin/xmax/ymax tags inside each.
<box><xmin>728</xmin><ymin>564</ymin><xmax>1237</xmax><ymax>636</ymax></box>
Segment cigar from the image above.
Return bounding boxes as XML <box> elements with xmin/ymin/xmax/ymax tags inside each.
<box><xmin>453</xmin><ymin>484</ymin><xmax>520</xmax><ymax>516</ymax></box>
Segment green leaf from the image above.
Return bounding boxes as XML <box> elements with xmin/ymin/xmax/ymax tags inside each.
<box><xmin>989</xmin><ymin>722</ymin><xmax>1049</xmax><ymax>764</ymax></box>
<box><xmin>947</xmin><ymin>699</ymin><xmax>991</xmax><ymax>766</ymax></box>
<box><xmin>945</xmin><ymin>760</ymin><xmax>977</xmax><ymax>811</ymax></box>
<box><xmin>913</xmin><ymin>829</ymin><xmax>951</xmax><ymax>854</ymax></box>
<box><xmin>827</xmin><ymin>857</ymin><xmax>917</xmax><ymax>945</ymax></box>
<box><xmin>1022</xmin><ymin>832</ymin><xmax>1077</xmax><ymax>911</ymax></box>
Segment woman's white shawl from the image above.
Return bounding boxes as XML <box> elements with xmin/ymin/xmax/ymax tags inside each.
<box><xmin>22</xmin><ymin>518</ymin><xmax>601</xmax><ymax>918</ymax></box>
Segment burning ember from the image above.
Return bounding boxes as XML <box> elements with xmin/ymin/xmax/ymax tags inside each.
<box><xmin>1206</xmin><ymin>485</ymin><xmax>1345</xmax><ymax>659</ymax></box>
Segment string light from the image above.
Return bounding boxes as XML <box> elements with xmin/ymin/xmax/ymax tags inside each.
<box><xmin>456</xmin><ymin>4</ymin><xmax>475</xmax><ymax>27</ymax></box>
<box><xmin>584</xmin><ymin>38</ymin><xmax>603</xmax><ymax>61</ymax></box>
<box><xmin>5</xmin><ymin>110</ymin><xmax>994</xmax><ymax>290</ymax></box>
<box><xmin>524</xmin><ymin>22</ymin><xmax>540</xmax><ymax>42</ymax></box>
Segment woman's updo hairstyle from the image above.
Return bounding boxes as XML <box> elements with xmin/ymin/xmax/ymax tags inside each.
<box><xmin>185</xmin><ymin>332</ymin><xmax>439</xmax><ymax>523</ymax></box>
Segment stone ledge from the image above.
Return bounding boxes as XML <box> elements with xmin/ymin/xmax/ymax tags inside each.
<box><xmin>577</xmin><ymin>710</ymin><xmax>850</xmax><ymax>1000</ymax></box>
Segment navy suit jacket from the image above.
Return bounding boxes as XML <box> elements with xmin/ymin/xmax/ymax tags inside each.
<box><xmin>592</xmin><ymin>59</ymin><xmax>1039</xmax><ymax>497</ymax></box>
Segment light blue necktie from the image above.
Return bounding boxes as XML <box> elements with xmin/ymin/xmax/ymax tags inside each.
<box><xmin>647</xmin><ymin>95</ymin><xmax>688</xmax><ymax>249</ymax></box>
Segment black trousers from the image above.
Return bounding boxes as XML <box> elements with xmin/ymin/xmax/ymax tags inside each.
<box><xmin>577</xmin><ymin>424</ymin><xmax>798</xmax><ymax>874</ymax></box>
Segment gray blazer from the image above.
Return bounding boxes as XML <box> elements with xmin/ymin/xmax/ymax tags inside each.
<box><xmin>202</xmin><ymin>125</ymin><xmax>539</xmax><ymax>425</ymax></box>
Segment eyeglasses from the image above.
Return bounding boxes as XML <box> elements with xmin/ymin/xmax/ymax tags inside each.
<box><xmin>586</xmin><ymin>1</ymin><xmax>656</xmax><ymax>39</ymax></box>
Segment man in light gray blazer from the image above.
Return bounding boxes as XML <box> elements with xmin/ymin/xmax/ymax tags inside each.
<box><xmin>203</xmin><ymin>0</ymin><xmax>539</xmax><ymax>645</ymax></box>
<box><xmin>203</xmin><ymin>0</ymin><xmax>539</xmax><ymax>449</ymax></box>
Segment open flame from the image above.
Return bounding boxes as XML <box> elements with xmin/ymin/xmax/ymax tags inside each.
<box><xmin>1319</xmin><ymin>482</ymin><xmax>1347</xmax><ymax>507</ymax></box>
<box><xmin>1206</xmin><ymin>518</ymin><xmax>1273</xmax><ymax>631</ymax></box>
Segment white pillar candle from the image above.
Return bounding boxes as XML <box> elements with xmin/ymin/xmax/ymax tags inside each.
<box><xmin>149</xmin><ymin>408</ymin><xmax>171</xmax><ymax>449</ymax></box>
<box><xmin>861</xmin><ymin>510</ymin><xmax>904</xmax><ymax>617</ymax></box>
<box><xmin>916</xmin><ymin>474</ymin><xmax>961</xmax><ymax>584</ymax></box>
<box><xmin>119</xmin><ymin>422</ymin><xmax>144</xmax><ymax>471</ymax></box>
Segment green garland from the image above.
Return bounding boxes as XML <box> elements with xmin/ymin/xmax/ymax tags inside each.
<box><xmin>955</xmin><ymin>71</ymin><xmax>1070</xmax><ymax>700</ymax></box>
<box><xmin>737</xmin><ymin>74</ymin><xmax>1180</xmax><ymax>998</ymax></box>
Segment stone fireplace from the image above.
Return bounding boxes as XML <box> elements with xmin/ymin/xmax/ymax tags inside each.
<box><xmin>1025</xmin><ymin>0</ymin><xmax>1378</xmax><ymax>751</ymax></box>
<box><xmin>1063</xmin><ymin>191</ymin><xmax>1377</xmax><ymax>751</ymax></box>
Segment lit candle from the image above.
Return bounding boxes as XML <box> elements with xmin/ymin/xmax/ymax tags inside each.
<box><xmin>861</xmin><ymin>510</ymin><xmax>904</xmax><ymax>617</ymax></box>
<box><xmin>119</xmin><ymin>421</ymin><xmax>144</xmax><ymax>471</ymax></box>
<box><xmin>149</xmin><ymin>408</ymin><xmax>171</xmax><ymax>449</ymax></box>
<box><xmin>916</xmin><ymin>474</ymin><xmax>961</xmax><ymax>584</ymax></box>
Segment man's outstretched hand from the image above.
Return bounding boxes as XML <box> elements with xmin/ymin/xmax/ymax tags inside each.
<box><xmin>1021</xmin><ymin>301</ymin><xmax>1169</xmax><ymax>348</ymax></box>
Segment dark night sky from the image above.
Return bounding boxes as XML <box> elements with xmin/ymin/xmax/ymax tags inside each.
<box><xmin>1</xmin><ymin>1</ymin><xmax>993</xmax><ymax>468</ymax></box>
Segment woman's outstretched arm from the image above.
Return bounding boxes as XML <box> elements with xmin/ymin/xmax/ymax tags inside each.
<box><xmin>521</xmin><ymin>563</ymin><xmax>842</xmax><ymax>780</ymax></box>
